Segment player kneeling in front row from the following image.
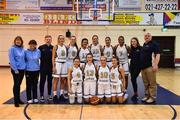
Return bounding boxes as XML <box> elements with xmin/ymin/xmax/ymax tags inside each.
<box><xmin>97</xmin><ymin>56</ymin><xmax>111</xmax><ymax>104</ymax></box>
<box><xmin>110</xmin><ymin>56</ymin><xmax>128</xmax><ymax>104</ymax></box>
<box><xmin>68</xmin><ymin>57</ymin><xmax>83</xmax><ymax>104</ymax></box>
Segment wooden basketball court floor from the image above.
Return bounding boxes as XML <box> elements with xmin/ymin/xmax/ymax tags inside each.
<box><xmin>0</xmin><ymin>67</ymin><xmax>180</xmax><ymax>120</ymax></box>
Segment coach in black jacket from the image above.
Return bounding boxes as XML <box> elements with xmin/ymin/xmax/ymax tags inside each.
<box><xmin>129</xmin><ymin>37</ymin><xmax>142</xmax><ymax>101</ymax></box>
<box><xmin>38</xmin><ymin>35</ymin><xmax>53</xmax><ymax>102</ymax></box>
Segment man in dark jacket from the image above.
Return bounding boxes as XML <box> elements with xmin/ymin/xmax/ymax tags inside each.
<box><xmin>39</xmin><ymin>35</ymin><xmax>53</xmax><ymax>102</ymax></box>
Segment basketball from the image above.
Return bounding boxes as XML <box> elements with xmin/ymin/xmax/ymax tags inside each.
<box><xmin>90</xmin><ymin>96</ymin><xmax>100</xmax><ymax>105</ymax></box>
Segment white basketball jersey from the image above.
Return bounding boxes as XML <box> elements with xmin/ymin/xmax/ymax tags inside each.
<box><xmin>98</xmin><ymin>66</ymin><xmax>110</xmax><ymax>84</ymax></box>
<box><xmin>90</xmin><ymin>44</ymin><xmax>101</xmax><ymax>61</ymax></box>
<box><xmin>56</xmin><ymin>45</ymin><xmax>67</xmax><ymax>62</ymax></box>
<box><xmin>116</xmin><ymin>45</ymin><xmax>128</xmax><ymax>63</ymax></box>
<box><xmin>71</xmin><ymin>67</ymin><xmax>83</xmax><ymax>84</ymax></box>
<box><xmin>103</xmin><ymin>46</ymin><xmax>113</xmax><ymax>62</ymax></box>
<box><xmin>68</xmin><ymin>45</ymin><xmax>78</xmax><ymax>60</ymax></box>
<box><xmin>79</xmin><ymin>48</ymin><xmax>90</xmax><ymax>62</ymax></box>
<box><xmin>84</xmin><ymin>64</ymin><xmax>96</xmax><ymax>81</ymax></box>
<box><xmin>110</xmin><ymin>66</ymin><xmax>122</xmax><ymax>85</ymax></box>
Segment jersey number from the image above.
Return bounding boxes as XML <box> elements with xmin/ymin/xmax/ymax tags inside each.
<box><xmin>86</xmin><ymin>70</ymin><xmax>94</xmax><ymax>76</ymax></box>
<box><xmin>100</xmin><ymin>72</ymin><xmax>108</xmax><ymax>78</ymax></box>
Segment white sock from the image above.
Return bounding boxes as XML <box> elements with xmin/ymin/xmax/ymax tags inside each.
<box><xmin>60</xmin><ymin>89</ymin><xmax>64</xmax><ymax>95</ymax></box>
<box><xmin>77</xmin><ymin>96</ymin><xmax>82</xmax><ymax>103</ymax></box>
<box><xmin>53</xmin><ymin>91</ymin><xmax>57</xmax><ymax>96</ymax></box>
<box><xmin>124</xmin><ymin>93</ymin><xmax>129</xmax><ymax>99</ymax></box>
<box><xmin>64</xmin><ymin>90</ymin><xmax>68</xmax><ymax>94</ymax></box>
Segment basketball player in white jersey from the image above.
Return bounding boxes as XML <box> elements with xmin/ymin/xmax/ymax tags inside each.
<box><xmin>115</xmin><ymin>36</ymin><xmax>131</xmax><ymax>89</ymax></box>
<box><xmin>97</xmin><ymin>56</ymin><xmax>111</xmax><ymax>103</ymax></box>
<box><xmin>78</xmin><ymin>38</ymin><xmax>90</xmax><ymax>68</ymax></box>
<box><xmin>110</xmin><ymin>56</ymin><xmax>128</xmax><ymax>103</ymax></box>
<box><xmin>90</xmin><ymin>35</ymin><xmax>103</xmax><ymax>66</ymax></box>
<box><xmin>102</xmin><ymin>37</ymin><xmax>114</xmax><ymax>67</ymax></box>
<box><xmin>83</xmin><ymin>53</ymin><xmax>97</xmax><ymax>103</ymax></box>
<box><xmin>68</xmin><ymin>57</ymin><xmax>83</xmax><ymax>104</ymax></box>
<box><xmin>52</xmin><ymin>35</ymin><xmax>68</xmax><ymax>102</ymax></box>
<box><xmin>67</xmin><ymin>36</ymin><xmax>78</xmax><ymax>68</ymax></box>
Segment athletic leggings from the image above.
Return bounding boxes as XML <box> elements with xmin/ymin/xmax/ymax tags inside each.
<box><xmin>130</xmin><ymin>67</ymin><xmax>141</xmax><ymax>93</ymax></box>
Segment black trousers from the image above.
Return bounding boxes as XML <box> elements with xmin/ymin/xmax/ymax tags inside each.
<box><xmin>39</xmin><ymin>70</ymin><xmax>52</xmax><ymax>97</ymax></box>
<box><xmin>130</xmin><ymin>67</ymin><xmax>141</xmax><ymax>93</ymax></box>
<box><xmin>25</xmin><ymin>71</ymin><xmax>39</xmax><ymax>101</ymax></box>
<box><xmin>11</xmin><ymin>69</ymin><xmax>24</xmax><ymax>104</ymax></box>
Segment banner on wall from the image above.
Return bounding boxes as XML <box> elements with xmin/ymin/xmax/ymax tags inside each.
<box><xmin>0</xmin><ymin>13</ymin><xmax>20</xmax><ymax>24</ymax></box>
<box><xmin>164</xmin><ymin>12</ymin><xmax>180</xmax><ymax>26</ymax></box>
<box><xmin>18</xmin><ymin>13</ymin><xmax>44</xmax><ymax>24</ymax></box>
<box><xmin>44</xmin><ymin>13</ymin><xmax>81</xmax><ymax>24</ymax></box>
<box><xmin>144</xmin><ymin>0</ymin><xmax>178</xmax><ymax>11</ymax></box>
<box><xmin>0</xmin><ymin>13</ymin><xmax>43</xmax><ymax>24</ymax></box>
<box><xmin>0</xmin><ymin>0</ymin><xmax>6</xmax><ymax>10</ymax></box>
<box><xmin>40</xmin><ymin>0</ymin><xmax>73</xmax><ymax>10</ymax></box>
<box><xmin>112</xmin><ymin>13</ymin><xmax>163</xmax><ymax>25</ymax></box>
<box><xmin>6</xmin><ymin>0</ymin><xmax>39</xmax><ymax>10</ymax></box>
<box><xmin>74</xmin><ymin>0</ymin><xmax>106</xmax><ymax>11</ymax></box>
<box><xmin>114</xmin><ymin>0</ymin><xmax>141</xmax><ymax>11</ymax></box>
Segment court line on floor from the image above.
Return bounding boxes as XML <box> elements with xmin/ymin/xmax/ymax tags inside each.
<box><xmin>79</xmin><ymin>104</ymin><xmax>84</xmax><ymax>120</ymax></box>
<box><xmin>169</xmin><ymin>105</ymin><xmax>177</xmax><ymax>120</ymax></box>
<box><xmin>24</xmin><ymin>103</ymin><xmax>31</xmax><ymax>120</ymax></box>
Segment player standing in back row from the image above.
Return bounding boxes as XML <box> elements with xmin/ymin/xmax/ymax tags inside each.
<box><xmin>115</xmin><ymin>36</ymin><xmax>131</xmax><ymax>90</ymax></box>
<box><xmin>78</xmin><ymin>38</ymin><xmax>90</xmax><ymax>68</ymax></box>
<box><xmin>102</xmin><ymin>37</ymin><xmax>114</xmax><ymax>67</ymax></box>
<box><xmin>67</xmin><ymin>36</ymin><xmax>78</xmax><ymax>68</ymax></box>
<box><xmin>90</xmin><ymin>35</ymin><xmax>103</xmax><ymax>66</ymax></box>
<box><xmin>52</xmin><ymin>35</ymin><xmax>68</xmax><ymax>103</ymax></box>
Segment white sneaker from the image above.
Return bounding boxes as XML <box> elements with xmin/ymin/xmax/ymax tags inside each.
<box><xmin>48</xmin><ymin>95</ymin><xmax>53</xmax><ymax>101</ymax></box>
<box><xmin>40</xmin><ymin>96</ymin><xmax>45</xmax><ymax>102</ymax></box>
<box><xmin>34</xmin><ymin>99</ymin><xmax>39</xmax><ymax>103</ymax></box>
<box><xmin>146</xmin><ymin>97</ymin><xmax>156</xmax><ymax>104</ymax></box>
<box><xmin>27</xmin><ymin>100</ymin><xmax>33</xmax><ymax>104</ymax></box>
<box><xmin>141</xmin><ymin>96</ymin><xmax>149</xmax><ymax>102</ymax></box>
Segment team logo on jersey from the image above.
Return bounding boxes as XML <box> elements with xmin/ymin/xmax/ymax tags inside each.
<box><xmin>82</xmin><ymin>53</ymin><xmax>87</xmax><ymax>60</ymax></box>
<box><xmin>106</xmin><ymin>51</ymin><xmax>110</xmax><ymax>57</ymax></box>
<box><xmin>76</xmin><ymin>72</ymin><xmax>81</xmax><ymax>78</ymax></box>
<box><xmin>92</xmin><ymin>49</ymin><xmax>99</xmax><ymax>55</ymax></box>
<box><xmin>72</xmin><ymin>51</ymin><xmax>76</xmax><ymax>57</ymax></box>
<box><xmin>110</xmin><ymin>73</ymin><xmax>115</xmax><ymax>79</ymax></box>
<box><xmin>119</xmin><ymin>51</ymin><xmax>123</xmax><ymax>56</ymax></box>
<box><xmin>61</xmin><ymin>50</ymin><xmax>66</xmax><ymax>56</ymax></box>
